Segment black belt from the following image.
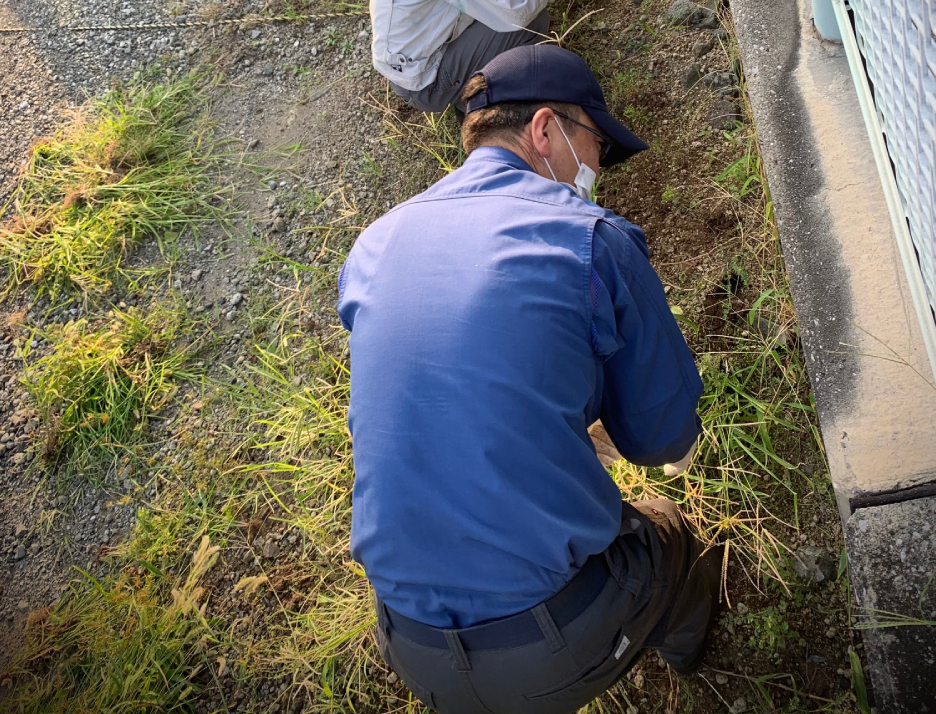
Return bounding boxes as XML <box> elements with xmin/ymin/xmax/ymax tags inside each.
<box><xmin>381</xmin><ymin>554</ymin><xmax>611</xmax><ymax>651</ymax></box>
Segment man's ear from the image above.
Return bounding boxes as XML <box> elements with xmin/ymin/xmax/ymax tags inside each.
<box><xmin>529</xmin><ymin>107</ymin><xmax>555</xmax><ymax>159</ymax></box>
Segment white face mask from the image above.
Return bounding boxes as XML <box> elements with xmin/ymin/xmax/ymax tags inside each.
<box><xmin>541</xmin><ymin>117</ymin><xmax>597</xmax><ymax>202</ymax></box>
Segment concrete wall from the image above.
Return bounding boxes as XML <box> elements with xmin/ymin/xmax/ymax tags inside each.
<box><xmin>732</xmin><ymin>1</ymin><xmax>936</xmax><ymax>710</ymax></box>
<box><xmin>731</xmin><ymin>0</ymin><xmax>936</xmax><ymax>518</ymax></box>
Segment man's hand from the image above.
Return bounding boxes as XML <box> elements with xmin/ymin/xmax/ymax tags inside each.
<box><xmin>663</xmin><ymin>441</ymin><xmax>697</xmax><ymax>476</ymax></box>
<box><xmin>588</xmin><ymin>421</ymin><xmax>622</xmax><ymax>468</ymax></box>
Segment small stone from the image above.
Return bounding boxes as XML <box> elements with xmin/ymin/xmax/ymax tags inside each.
<box><xmin>793</xmin><ymin>546</ymin><xmax>838</xmax><ymax>583</ymax></box>
<box><xmin>13</xmin><ymin>524</ymin><xmax>27</xmax><ymax>539</ymax></box>
<box><xmin>706</xmin><ymin>98</ymin><xmax>742</xmax><ymax>130</ymax></box>
<box><xmin>731</xmin><ymin>697</ymin><xmax>747</xmax><ymax>713</ymax></box>
<box><xmin>262</xmin><ymin>540</ymin><xmax>280</xmax><ymax>559</ymax></box>
<box><xmin>825</xmin><ymin>627</ymin><xmax>836</xmax><ymax>638</ymax></box>
<box><xmin>260</xmin><ymin>64</ymin><xmax>274</xmax><ymax>77</ymax></box>
<box><xmin>247</xmin><ymin>138</ymin><xmax>260</xmax><ymax>150</ymax></box>
<box><xmin>753</xmin><ymin>316</ymin><xmax>789</xmax><ymax>346</ymax></box>
<box><xmin>667</xmin><ymin>0</ymin><xmax>698</xmax><ymax>23</ymax></box>
<box><xmin>716</xmin><ymin>673</ymin><xmax>729</xmax><ymax>684</ymax></box>
<box><xmin>226</xmin><ymin>310</ymin><xmax>237</xmax><ymax>322</ymax></box>
<box><xmin>693</xmin><ymin>38</ymin><xmax>714</xmax><ymax>57</ymax></box>
<box><xmin>230</xmin><ymin>293</ymin><xmax>244</xmax><ymax>307</ymax></box>
<box><xmin>633</xmin><ymin>672</ymin><xmax>645</xmax><ymax>688</ymax></box>
<box><xmin>667</xmin><ymin>0</ymin><xmax>718</xmax><ymax>29</ymax></box>
<box><xmin>703</xmin><ymin>71</ymin><xmax>736</xmax><ymax>90</ymax></box>
<box><xmin>249</xmin><ymin>29</ymin><xmax>261</xmax><ymax>40</ymax></box>
<box><xmin>191</xmin><ymin>268</ymin><xmax>204</xmax><ymax>281</ymax></box>
<box><xmin>119</xmin><ymin>463</ymin><xmax>133</xmax><ymax>483</ymax></box>
<box><xmin>268</xmin><ymin>181</ymin><xmax>278</xmax><ymax>191</ymax></box>
<box><xmin>272</xmin><ymin>217</ymin><xmax>287</xmax><ymax>233</ymax></box>
<box><xmin>681</xmin><ymin>63</ymin><xmax>702</xmax><ymax>89</ymax></box>
<box><xmin>17</xmin><ymin>600</ymin><xmax>28</xmax><ymax>611</ymax></box>
<box><xmin>801</xmin><ymin>464</ymin><xmax>817</xmax><ymax>476</ymax></box>
<box><xmin>387</xmin><ymin>671</ymin><xmax>399</xmax><ymax>684</ymax></box>
<box><xmin>626</xmin><ymin>707</ymin><xmax>638</xmax><ymax>714</ymax></box>
<box><xmin>736</xmin><ymin>602</ymin><xmax>749</xmax><ymax>616</ymax></box>
<box><xmin>357</xmin><ymin>30</ymin><xmax>369</xmax><ymax>40</ymax></box>
<box><xmin>14</xmin><ymin>545</ymin><xmax>27</xmax><ymax>560</ymax></box>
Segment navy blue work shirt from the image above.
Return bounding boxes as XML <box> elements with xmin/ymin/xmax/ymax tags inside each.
<box><xmin>337</xmin><ymin>146</ymin><xmax>702</xmax><ymax>628</ymax></box>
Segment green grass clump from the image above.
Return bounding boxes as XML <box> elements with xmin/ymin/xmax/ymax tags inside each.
<box><xmin>4</xmin><ymin>537</ymin><xmax>220</xmax><ymax>714</ymax></box>
<box><xmin>0</xmin><ymin>74</ymin><xmax>227</xmax><ymax>299</ymax></box>
<box><xmin>22</xmin><ymin>303</ymin><xmax>199</xmax><ymax>481</ymax></box>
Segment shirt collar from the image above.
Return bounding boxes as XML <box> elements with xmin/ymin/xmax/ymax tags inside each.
<box><xmin>465</xmin><ymin>145</ymin><xmax>535</xmax><ymax>173</ymax></box>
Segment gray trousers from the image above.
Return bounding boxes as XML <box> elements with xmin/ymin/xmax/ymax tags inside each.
<box><xmin>376</xmin><ymin>499</ymin><xmax>722</xmax><ymax>714</ymax></box>
<box><xmin>390</xmin><ymin>10</ymin><xmax>551</xmax><ymax>113</ymax></box>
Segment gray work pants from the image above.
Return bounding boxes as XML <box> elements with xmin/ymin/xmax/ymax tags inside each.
<box><xmin>375</xmin><ymin>499</ymin><xmax>723</xmax><ymax>714</ymax></box>
<box><xmin>390</xmin><ymin>10</ymin><xmax>551</xmax><ymax>113</ymax></box>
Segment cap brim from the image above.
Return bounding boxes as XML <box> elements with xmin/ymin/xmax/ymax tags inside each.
<box><xmin>585</xmin><ymin>105</ymin><xmax>649</xmax><ymax>167</ymax></box>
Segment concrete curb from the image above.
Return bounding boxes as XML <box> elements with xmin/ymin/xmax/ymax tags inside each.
<box><xmin>731</xmin><ymin>0</ymin><xmax>936</xmax><ymax>710</ymax></box>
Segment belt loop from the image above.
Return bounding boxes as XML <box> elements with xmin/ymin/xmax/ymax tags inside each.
<box><xmin>376</xmin><ymin>598</ymin><xmax>392</xmax><ymax>639</ymax></box>
<box><xmin>532</xmin><ymin>603</ymin><xmax>567</xmax><ymax>654</ymax></box>
<box><xmin>443</xmin><ymin>630</ymin><xmax>472</xmax><ymax>672</ymax></box>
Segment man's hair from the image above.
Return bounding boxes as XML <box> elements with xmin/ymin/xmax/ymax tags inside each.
<box><xmin>460</xmin><ymin>75</ymin><xmax>582</xmax><ymax>154</ymax></box>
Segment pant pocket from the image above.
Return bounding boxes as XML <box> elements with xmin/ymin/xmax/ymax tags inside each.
<box><xmin>522</xmin><ymin>627</ymin><xmax>630</xmax><ymax>707</ymax></box>
<box><xmin>377</xmin><ymin>628</ymin><xmax>437</xmax><ymax>709</ymax></box>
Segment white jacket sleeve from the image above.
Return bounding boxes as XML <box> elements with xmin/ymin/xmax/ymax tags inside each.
<box><xmin>443</xmin><ymin>0</ymin><xmax>550</xmax><ymax>33</ymax></box>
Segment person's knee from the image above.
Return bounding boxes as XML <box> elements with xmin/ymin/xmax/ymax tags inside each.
<box><xmin>527</xmin><ymin>9</ymin><xmax>550</xmax><ymax>37</ymax></box>
<box><xmin>402</xmin><ymin>87</ymin><xmax>449</xmax><ymax>113</ymax></box>
<box><xmin>387</xmin><ymin>81</ymin><xmax>447</xmax><ymax>114</ymax></box>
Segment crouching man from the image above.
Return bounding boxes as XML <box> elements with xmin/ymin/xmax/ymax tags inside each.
<box><xmin>338</xmin><ymin>45</ymin><xmax>721</xmax><ymax>714</ymax></box>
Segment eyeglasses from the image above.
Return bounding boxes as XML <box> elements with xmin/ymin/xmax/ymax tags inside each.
<box><xmin>552</xmin><ymin>111</ymin><xmax>613</xmax><ymax>162</ymax></box>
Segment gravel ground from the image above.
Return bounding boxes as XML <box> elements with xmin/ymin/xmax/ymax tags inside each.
<box><xmin>0</xmin><ymin>0</ymin><xmax>383</xmax><ymax>679</ymax></box>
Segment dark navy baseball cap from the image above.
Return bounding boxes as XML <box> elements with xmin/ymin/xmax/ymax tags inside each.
<box><xmin>465</xmin><ymin>44</ymin><xmax>648</xmax><ymax>166</ymax></box>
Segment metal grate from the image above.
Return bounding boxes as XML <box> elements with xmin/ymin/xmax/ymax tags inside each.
<box><xmin>848</xmin><ymin>0</ymin><xmax>936</xmax><ymax>330</ymax></box>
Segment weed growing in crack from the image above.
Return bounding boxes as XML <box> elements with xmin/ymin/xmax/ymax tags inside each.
<box><xmin>0</xmin><ymin>73</ymin><xmax>234</xmax><ymax>301</ymax></box>
<box><xmin>21</xmin><ymin>303</ymin><xmax>201</xmax><ymax>483</ymax></box>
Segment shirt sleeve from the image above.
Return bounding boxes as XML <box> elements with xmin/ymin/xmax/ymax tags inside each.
<box><xmin>590</xmin><ymin>217</ymin><xmax>703</xmax><ymax>467</ymax></box>
<box><xmin>442</xmin><ymin>0</ymin><xmax>549</xmax><ymax>32</ymax></box>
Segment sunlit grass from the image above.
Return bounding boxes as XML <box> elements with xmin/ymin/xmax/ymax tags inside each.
<box><xmin>0</xmin><ymin>73</ymin><xmax>233</xmax><ymax>300</ymax></box>
<box><xmin>21</xmin><ymin>302</ymin><xmax>202</xmax><ymax>482</ymax></box>
<box><xmin>3</xmin><ymin>537</ymin><xmax>221</xmax><ymax>714</ymax></box>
